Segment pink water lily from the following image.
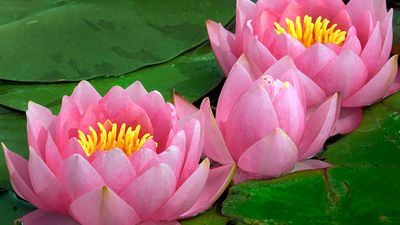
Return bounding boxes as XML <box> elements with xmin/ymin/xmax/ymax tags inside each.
<box><xmin>207</xmin><ymin>0</ymin><xmax>398</xmax><ymax>134</ymax></box>
<box><xmin>174</xmin><ymin>57</ymin><xmax>338</xmax><ymax>183</ymax></box>
<box><xmin>3</xmin><ymin>81</ymin><xmax>235</xmax><ymax>225</ymax></box>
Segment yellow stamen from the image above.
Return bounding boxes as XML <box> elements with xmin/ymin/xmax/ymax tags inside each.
<box><xmin>77</xmin><ymin>120</ymin><xmax>153</xmax><ymax>156</ymax></box>
<box><xmin>274</xmin><ymin>15</ymin><xmax>347</xmax><ymax>48</ymax></box>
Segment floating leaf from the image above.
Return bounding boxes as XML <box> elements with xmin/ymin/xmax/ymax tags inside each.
<box><xmin>0</xmin><ymin>191</ymin><xmax>35</xmax><ymax>225</ymax></box>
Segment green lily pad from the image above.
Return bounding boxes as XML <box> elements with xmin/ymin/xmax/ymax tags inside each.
<box><xmin>393</xmin><ymin>9</ymin><xmax>400</xmax><ymax>55</ymax></box>
<box><xmin>0</xmin><ymin>44</ymin><xmax>224</xmax><ymax>113</ymax></box>
<box><xmin>222</xmin><ymin>93</ymin><xmax>400</xmax><ymax>225</ymax></box>
<box><xmin>0</xmin><ymin>0</ymin><xmax>234</xmax><ymax>82</ymax></box>
<box><xmin>180</xmin><ymin>207</ymin><xmax>229</xmax><ymax>225</ymax></box>
<box><xmin>0</xmin><ymin>191</ymin><xmax>35</xmax><ymax>225</ymax></box>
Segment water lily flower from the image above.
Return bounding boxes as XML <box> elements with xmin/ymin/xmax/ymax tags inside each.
<box><xmin>3</xmin><ymin>81</ymin><xmax>235</xmax><ymax>225</ymax></box>
<box><xmin>174</xmin><ymin>56</ymin><xmax>339</xmax><ymax>183</ymax></box>
<box><xmin>207</xmin><ymin>0</ymin><xmax>398</xmax><ymax>134</ymax></box>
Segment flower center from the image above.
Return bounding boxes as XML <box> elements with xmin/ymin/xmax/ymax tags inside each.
<box><xmin>274</xmin><ymin>15</ymin><xmax>347</xmax><ymax>47</ymax></box>
<box><xmin>77</xmin><ymin>120</ymin><xmax>154</xmax><ymax>156</ymax></box>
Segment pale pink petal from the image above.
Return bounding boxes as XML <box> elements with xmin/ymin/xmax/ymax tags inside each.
<box><xmin>278</xmin><ymin>69</ymin><xmax>307</xmax><ymax>107</ymax></box>
<box><xmin>224</xmin><ymin>85</ymin><xmax>279</xmax><ymax>161</ymax></box>
<box><xmin>70</xmin><ymin>81</ymin><xmax>101</xmax><ymax>114</ymax></box>
<box><xmin>57</xmin><ymin>154</ymin><xmax>104</xmax><ymax>200</ymax></box>
<box><xmin>236</xmin><ymin>0</ymin><xmax>256</xmax><ymax>51</ymax></box>
<box><xmin>360</xmin><ymin>23</ymin><xmax>383</xmax><ymax>77</ymax></box>
<box><xmin>56</xmin><ymin>96</ymin><xmax>81</xmax><ymax>153</ymax></box>
<box><xmin>29</xmin><ymin>148</ymin><xmax>68</xmax><ymax>211</ymax></box>
<box><xmin>343</xmin><ymin>55</ymin><xmax>398</xmax><ymax>107</ymax></box>
<box><xmin>151</xmin><ymin>103</ymin><xmax>177</xmax><ymax>150</ymax></box>
<box><xmin>331</xmin><ymin>8</ymin><xmax>352</xmax><ymax>31</ymax></box>
<box><xmin>200</xmin><ymin>98</ymin><xmax>234</xmax><ymax>165</ymax></box>
<box><xmin>291</xmin><ymin>159</ymin><xmax>331</xmax><ymax>173</ymax></box>
<box><xmin>314</xmin><ymin>50</ymin><xmax>368</xmax><ymax>98</ymax></box>
<box><xmin>245</xmin><ymin>37</ymin><xmax>277</xmax><ymax>73</ymax></box>
<box><xmin>340</xmin><ymin>27</ymin><xmax>362</xmax><ymax>55</ymax></box>
<box><xmin>120</xmin><ymin>163</ymin><xmax>176</xmax><ymax>219</ymax></box>
<box><xmin>70</xmin><ymin>186</ymin><xmax>140</xmax><ymax>225</ymax></box>
<box><xmin>256</xmin><ymin>0</ymin><xmax>291</xmax><ymax>15</ymax></box>
<box><xmin>264</xmin><ymin>55</ymin><xmax>296</xmax><ymax>77</ymax></box>
<box><xmin>298</xmin><ymin>94</ymin><xmax>340</xmax><ymax>160</ymax></box>
<box><xmin>349</xmin><ymin>10</ymin><xmax>375</xmax><ymax>47</ymax></box>
<box><xmin>216</xmin><ymin>59</ymin><xmax>253</xmax><ymax>124</ymax></box>
<box><xmin>206</xmin><ymin>20</ymin><xmax>238</xmax><ymax>75</ymax></box>
<box><xmin>347</xmin><ymin>0</ymin><xmax>387</xmax><ymax>24</ymax></box>
<box><xmin>129</xmin><ymin>148</ymin><xmax>159</xmax><ymax>176</ymax></box>
<box><xmin>378</xmin><ymin>9</ymin><xmax>393</xmax><ymax>69</ymax></box>
<box><xmin>253</xmin><ymin>9</ymin><xmax>279</xmax><ymax>47</ymax></box>
<box><xmin>126</xmin><ymin>81</ymin><xmax>149</xmax><ymax>102</ymax></box>
<box><xmin>178</xmin><ymin>119</ymin><xmax>203</xmax><ymax>184</ymax></box>
<box><xmin>180</xmin><ymin>164</ymin><xmax>236</xmax><ymax>218</ymax></box>
<box><xmin>136</xmin><ymin>91</ymin><xmax>166</xmax><ymax>119</ymax></box>
<box><xmin>232</xmin><ymin>169</ymin><xmax>259</xmax><ymax>183</ymax></box>
<box><xmin>62</xmin><ymin>138</ymin><xmax>86</xmax><ymax>159</ymax></box>
<box><xmin>277</xmin><ymin>0</ymin><xmax>306</xmax><ymax>21</ymax></box>
<box><xmin>111</xmin><ymin>103</ymin><xmax>153</xmax><ymax>136</ymax></box>
<box><xmin>270</xmin><ymin>33</ymin><xmax>306</xmax><ymax>59</ymax></box>
<box><xmin>158</xmin><ymin>146</ymin><xmax>184</xmax><ymax>179</ymax></box>
<box><xmin>20</xmin><ymin>210</ymin><xmax>80</xmax><ymax>225</ymax></box>
<box><xmin>99</xmin><ymin>86</ymin><xmax>133</xmax><ymax>116</ymax></box>
<box><xmin>296</xmin><ymin>0</ymin><xmax>345</xmax><ymax>20</ymax></box>
<box><xmin>139</xmin><ymin>221</ymin><xmax>180</xmax><ymax>225</ymax></box>
<box><xmin>384</xmin><ymin>69</ymin><xmax>400</xmax><ymax>97</ymax></box>
<box><xmin>172</xmin><ymin>93</ymin><xmax>198</xmax><ymax>119</ymax></box>
<box><xmin>2</xmin><ymin>145</ymin><xmax>44</xmax><ymax>208</ymax></box>
<box><xmin>238</xmin><ymin>128</ymin><xmax>297</xmax><ymax>178</ymax></box>
<box><xmin>272</xmin><ymin>84</ymin><xmax>305</xmax><ymax>144</ymax></box>
<box><xmin>294</xmin><ymin>43</ymin><xmax>337</xmax><ymax>78</ymax></box>
<box><xmin>44</xmin><ymin>135</ymin><xmax>63</xmax><ymax>173</ymax></box>
<box><xmin>91</xmin><ymin>149</ymin><xmax>136</xmax><ymax>194</ymax></box>
<box><xmin>153</xmin><ymin>159</ymin><xmax>210</xmax><ymax>221</ymax></box>
<box><xmin>332</xmin><ymin>107</ymin><xmax>363</xmax><ymax>135</ymax></box>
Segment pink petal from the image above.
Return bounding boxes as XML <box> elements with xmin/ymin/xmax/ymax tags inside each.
<box><xmin>270</xmin><ymin>33</ymin><xmax>306</xmax><ymax>59</ymax></box>
<box><xmin>158</xmin><ymin>146</ymin><xmax>184</xmax><ymax>179</ymax></box>
<box><xmin>291</xmin><ymin>159</ymin><xmax>331</xmax><ymax>173</ymax></box>
<box><xmin>343</xmin><ymin>55</ymin><xmax>398</xmax><ymax>107</ymax></box>
<box><xmin>27</xmin><ymin>101</ymin><xmax>55</xmax><ymax>154</ymax></box>
<box><xmin>235</xmin><ymin>0</ymin><xmax>256</xmax><ymax>51</ymax></box>
<box><xmin>253</xmin><ymin>9</ymin><xmax>279</xmax><ymax>47</ymax></box>
<box><xmin>126</xmin><ymin>81</ymin><xmax>149</xmax><ymax>102</ymax></box>
<box><xmin>346</xmin><ymin>0</ymin><xmax>387</xmax><ymax>24</ymax></box>
<box><xmin>136</xmin><ymin>91</ymin><xmax>166</xmax><ymax>119</ymax></box>
<box><xmin>277</xmin><ymin>0</ymin><xmax>306</xmax><ymax>22</ymax></box>
<box><xmin>216</xmin><ymin>59</ymin><xmax>253</xmax><ymax>124</ymax></box>
<box><xmin>70</xmin><ymin>186</ymin><xmax>140</xmax><ymax>225</ymax></box>
<box><xmin>256</xmin><ymin>0</ymin><xmax>291</xmax><ymax>15</ymax></box>
<box><xmin>139</xmin><ymin>221</ymin><xmax>180</xmax><ymax>225</ymax></box>
<box><xmin>331</xmin><ymin>8</ymin><xmax>352</xmax><ymax>31</ymax></box>
<box><xmin>178</xmin><ymin>119</ymin><xmax>203</xmax><ymax>184</ymax></box>
<box><xmin>129</xmin><ymin>148</ymin><xmax>159</xmax><ymax>176</ymax></box>
<box><xmin>245</xmin><ymin>37</ymin><xmax>277</xmax><ymax>73</ymax></box>
<box><xmin>56</xmin><ymin>96</ymin><xmax>81</xmax><ymax>153</ymax></box>
<box><xmin>62</xmin><ymin>138</ymin><xmax>86</xmax><ymax>159</ymax></box>
<box><xmin>340</xmin><ymin>27</ymin><xmax>362</xmax><ymax>55</ymax></box>
<box><xmin>57</xmin><ymin>154</ymin><xmax>104</xmax><ymax>200</ymax></box>
<box><xmin>2</xmin><ymin>145</ymin><xmax>44</xmax><ymax>208</ymax></box>
<box><xmin>350</xmin><ymin>11</ymin><xmax>375</xmax><ymax>47</ymax></box>
<box><xmin>314</xmin><ymin>50</ymin><xmax>368</xmax><ymax>98</ymax></box>
<box><xmin>272</xmin><ymin>83</ymin><xmax>305</xmax><ymax>144</ymax></box>
<box><xmin>120</xmin><ymin>163</ymin><xmax>176</xmax><ymax>219</ymax></box>
<box><xmin>296</xmin><ymin>0</ymin><xmax>345</xmax><ymax>20</ymax></box>
<box><xmin>224</xmin><ymin>85</ymin><xmax>279</xmax><ymax>161</ymax></box>
<box><xmin>332</xmin><ymin>107</ymin><xmax>363</xmax><ymax>135</ymax></box>
<box><xmin>20</xmin><ymin>209</ymin><xmax>80</xmax><ymax>225</ymax></box>
<box><xmin>200</xmin><ymin>98</ymin><xmax>234</xmax><ymax>165</ymax></box>
<box><xmin>294</xmin><ymin>43</ymin><xmax>337</xmax><ymax>78</ymax></box>
<box><xmin>70</xmin><ymin>81</ymin><xmax>101</xmax><ymax>114</ymax></box>
<box><xmin>153</xmin><ymin>159</ymin><xmax>210</xmax><ymax>221</ymax></box>
<box><xmin>29</xmin><ymin>148</ymin><xmax>68</xmax><ymax>211</ymax></box>
<box><xmin>99</xmin><ymin>86</ymin><xmax>133</xmax><ymax>117</ymax></box>
<box><xmin>361</xmin><ymin>23</ymin><xmax>383</xmax><ymax>77</ymax></box>
<box><xmin>238</xmin><ymin>128</ymin><xmax>298</xmax><ymax>178</ymax></box>
<box><xmin>206</xmin><ymin>20</ymin><xmax>238</xmax><ymax>75</ymax></box>
<box><xmin>172</xmin><ymin>93</ymin><xmax>198</xmax><ymax>119</ymax></box>
<box><xmin>298</xmin><ymin>94</ymin><xmax>340</xmax><ymax>160</ymax></box>
<box><xmin>378</xmin><ymin>9</ymin><xmax>393</xmax><ymax>69</ymax></box>
<box><xmin>110</xmin><ymin>103</ymin><xmax>153</xmax><ymax>136</ymax></box>
<box><xmin>384</xmin><ymin>69</ymin><xmax>400</xmax><ymax>97</ymax></box>
<box><xmin>180</xmin><ymin>164</ymin><xmax>236</xmax><ymax>218</ymax></box>
<box><xmin>151</xmin><ymin>103</ymin><xmax>177</xmax><ymax>150</ymax></box>
<box><xmin>91</xmin><ymin>149</ymin><xmax>136</xmax><ymax>194</ymax></box>
<box><xmin>232</xmin><ymin>169</ymin><xmax>259</xmax><ymax>183</ymax></box>
<box><xmin>44</xmin><ymin>135</ymin><xmax>63</xmax><ymax>173</ymax></box>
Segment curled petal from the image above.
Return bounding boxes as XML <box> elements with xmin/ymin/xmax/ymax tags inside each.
<box><xmin>291</xmin><ymin>159</ymin><xmax>331</xmax><ymax>173</ymax></box>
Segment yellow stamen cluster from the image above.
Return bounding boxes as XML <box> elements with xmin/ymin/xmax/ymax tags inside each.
<box><xmin>77</xmin><ymin>120</ymin><xmax>153</xmax><ymax>156</ymax></box>
<box><xmin>274</xmin><ymin>15</ymin><xmax>347</xmax><ymax>47</ymax></box>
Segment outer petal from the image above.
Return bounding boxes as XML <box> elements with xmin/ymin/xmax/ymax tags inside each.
<box><xmin>385</xmin><ymin>69</ymin><xmax>400</xmax><ymax>97</ymax></box>
<box><xmin>158</xmin><ymin>145</ymin><xmax>184</xmax><ymax>179</ymax></box>
<box><xmin>270</xmin><ymin>33</ymin><xmax>306</xmax><ymax>59</ymax></box>
<box><xmin>180</xmin><ymin>164</ymin><xmax>236</xmax><ymax>218</ymax></box>
<box><xmin>346</xmin><ymin>0</ymin><xmax>387</xmax><ymax>24</ymax></box>
<box><xmin>224</xmin><ymin>85</ymin><xmax>279</xmax><ymax>161</ymax></box>
<box><xmin>153</xmin><ymin>159</ymin><xmax>210</xmax><ymax>220</ymax></box>
<box><xmin>206</xmin><ymin>20</ymin><xmax>238</xmax><ymax>75</ymax></box>
<box><xmin>126</xmin><ymin>81</ymin><xmax>149</xmax><ymax>102</ymax></box>
<box><xmin>200</xmin><ymin>98</ymin><xmax>234</xmax><ymax>165</ymax></box>
<box><xmin>20</xmin><ymin>209</ymin><xmax>80</xmax><ymax>225</ymax></box>
<box><xmin>291</xmin><ymin>159</ymin><xmax>331</xmax><ymax>173</ymax></box>
<box><xmin>70</xmin><ymin>186</ymin><xmax>140</xmax><ymax>225</ymax></box>
<box><xmin>57</xmin><ymin>154</ymin><xmax>104</xmax><ymax>200</ymax></box>
<box><xmin>172</xmin><ymin>93</ymin><xmax>198</xmax><ymax>119</ymax></box>
<box><xmin>151</xmin><ymin>103</ymin><xmax>177</xmax><ymax>150</ymax></box>
<box><xmin>314</xmin><ymin>50</ymin><xmax>368</xmax><ymax>98</ymax></box>
<box><xmin>360</xmin><ymin>23</ymin><xmax>383</xmax><ymax>77</ymax></box>
<box><xmin>238</xmin><ymin>128</ymin><xmax>298</xmax><ymax>178</ymax></box>
<box><xmin>216</xmin><ymin>59</ymin><xmax>253</xmax><ymax>124</ymax></box>
<box><xmin>235</xmin><ymin>0</ymin><xmax>256</xmax><ymax>51</ymax></box>
<box><xmin>340</xmin><ymin>27</ymin><xmax>362</xmax><ymax>55</ymax></box>
<box><xmin>29</xmin><ymin>148</ymin><xmax>68</xmax><ymax>211</ymax></box>
<box><xmin>120</xmin><ymin>163</ymin><xmax>176</xmax><ymax>220</ymax></box>
<box><xmin>129</xmin><ymin>148</ymin><xmax>159</xmax><ymax>176</ymax></box>
<box><xmin>139</xmin><ymin>221</ymin><xmax>180</xmax><ymax>225</ymax></box>
<box><xmin>2</xmin><ymin>145</ymin><xmax>44</xmax><ymax>208</ymax></box>
<box><xmin>378</xmin><ymin>9</ymin><xmax>393</xmax><ymax>69</ymax></box>
<box><xmin>70</xmin><ymin>81</ymin><xmax>101</xmax><ymax>114</ymax></box>
<box><xmin>343</xmin><ymin>55</ymin><xmax>398</xmax><ymax>107</ymax></box>
<box><xmin>298</xmin><ymin>94</ymin><xmax>340</xmax><ymax>160</ymax></box>
<box><xmin>99</xmin><ymin>86</ymin><xmax>133</xmax><ymax>116</ymax></box>
<box><xmin>332</xmin><ymin>107</ymin><xmax>363</xmax><ymax>135</ymax></box>
<box><xmin>135</xmin><ymin>91</ymin><xmax>166</xmax><ymax>119</ymax></box>
<box><xmin>44</xmin><ymin>134</ymin><xmax>63</xmax><ymax>174</ymax></box>
<box><xmin>91</xmin><ymin>149</ymin><xmax>136</xmax><ymax>193</ymax></box>
<box><xmin>245</xmin><ymin>37</ymin><xmax>277</xmax><ymax>73</ymax></box>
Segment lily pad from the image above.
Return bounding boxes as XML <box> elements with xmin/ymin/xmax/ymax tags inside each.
<box><xmin>222</xmin><ymin>93</ymin><xmax>400</xmax><ymax>224</ymax></box>
<box><xmin>0</xmin><ymin>44</ymin><xmax>224</xmax><ymax>113</ymax></box>
<box><xmin>0</xmin><ymin>0</ymin><xmax>234</xmax><ymax>82</ymax></box>
<box><xmin>0</xmin><ymin>191</ymin><xmax>35</xmax><ymax>225</ymax></box>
